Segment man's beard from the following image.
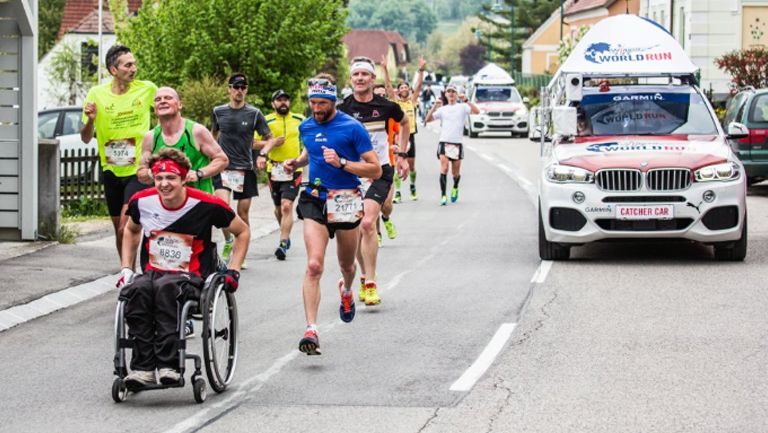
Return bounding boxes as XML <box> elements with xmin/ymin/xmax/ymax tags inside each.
<box><xmin>313</xmin><ymin>109</ymin><xmax>332</xmax><ymax>123</ymax></box>
<box><xmin>276</xmin><ymin>105</ymin><xmax>289</xmax><ymax>115</ymax></box>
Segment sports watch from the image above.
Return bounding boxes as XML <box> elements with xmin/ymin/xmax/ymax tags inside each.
<box><xmin>339</xmin><ymin>158</ymin><xmax>348</xmax><ymax>169</ymax></box>
<box><xmin>196</xmin><ymin>169</ymin><xmax>205</xmax><ymax>179</ymax></box>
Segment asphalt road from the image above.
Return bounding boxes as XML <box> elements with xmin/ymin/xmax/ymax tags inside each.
<box><xmin>2</xmin><ymin>127</ymin><xmax>767</xmax><ymax>432</ymax></box>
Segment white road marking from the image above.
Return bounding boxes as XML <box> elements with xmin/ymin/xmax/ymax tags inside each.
<box><xmin>530</xmin><ymin>260</ymin><xmax>553</xmax><ymax>284</ymax></box>
<box><xmin>449</xmin><ymin>323</ymin><xmax>517</xmax><ymax>392</ymax></box>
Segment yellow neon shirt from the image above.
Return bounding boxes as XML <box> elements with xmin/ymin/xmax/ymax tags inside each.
<box><xmin>396</xmin><ymin>98</ymin><xmax>417</xmax><ymax>132</ymax></box>
<box><xmin>258</xmin><ymin>112</ymin><xmax>305</xmax><ymax>173</ymax></box>
<box><xmin>82</xmin><ymin>79</ymin><xmax>157</xmax><ymax>177</ymax></box>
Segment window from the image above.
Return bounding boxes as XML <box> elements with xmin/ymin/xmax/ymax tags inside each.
<box><xmin>37</xmin><ymin>112</ymin><xmax>58</xmax><ymax>139</ymax></box>
<box><xmin>81</xmin><ymin>41</ymin><xmax>98</xmax><ymax>79</ymax></box>
<box><xmin>61</xmin><ymin>110</ymin><xmax>83</xmax><ymax>135</ymax></box>
<box><xmin>748</xmin><ymin>94</ymin><xmax>768</xmax><ymax>124</ymax></box>
<box><xmin>679</xmin><ymin>7</ymin><xmax>686</xmax><ymax>49</ymax></box>
<box><xmin>724</xmin><ymin>93</ymin><xmax>748</xmax><ymax>125</ymax></box>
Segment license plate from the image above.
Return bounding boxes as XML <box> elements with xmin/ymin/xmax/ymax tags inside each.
<box><xmin>616</xmin><ymin>205</ymin><xmax>673</xmax><ymax>220</ymax></box>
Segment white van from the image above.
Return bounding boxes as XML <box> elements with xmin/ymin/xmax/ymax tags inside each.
<box><xmin>465</xmin><ymin>63</ymin><xmax>529</xmax><ymax>137</ymax></box>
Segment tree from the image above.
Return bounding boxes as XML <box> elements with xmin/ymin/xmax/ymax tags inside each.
<box><xmin>46</xmin><ymin>41</ymin><xmax>98</xmax><ymax>106</ymax></box>
<box><xmin>38</xmin><ymin>0</ymin><xmax>66</xmax><ymax>59</ymax></box>
<box><xmin>459</xmin><ymin>44</ymin><xmax>485</xmax><ymax>75</ymax></box>
<box><xmin>118</xmin><ymin>0</ymin><xmax>348</xmax><ymax>106</ymax></box>
<box><xmin>715</xmin><ymin>48</ymin><xmax>768</xmax><ymax>89</ymax></box>
<box><xmin>558</xmin><ymin>25</ymin><xmax>589</xmax><ymax>65</ymax></box>
<box><xmin>426</xmin><ymin>16</ymin><xmax>481</xmax><ymax>76</ymax></box>
<box><xmin>347</xmin><ymin>0</ymin><xmax>437</xmax><ymax>44</ymax></box>
<box><xmin>477</xmin><ymin>0</ymin><xmax>560</xmax><ymax>73</ymax></box>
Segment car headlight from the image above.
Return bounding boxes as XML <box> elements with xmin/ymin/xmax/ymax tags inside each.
<box><xmin>694</xmin><ymin>162</ymin><xmax>740</xmax><ymax>182</ymax></box>
<box><xmin>545</xmin><ymin>164</ymin><xmax>594</xmax><ymax>183</ymax></box>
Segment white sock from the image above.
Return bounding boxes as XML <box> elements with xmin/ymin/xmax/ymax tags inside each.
<box><xmin>307</xmin><ymin>324</ymin><xmax>317</xmax><ymax>332</ymax></box>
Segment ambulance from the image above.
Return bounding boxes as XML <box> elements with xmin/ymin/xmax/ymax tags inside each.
<box><xmin>534</xmin><ymin>15</ymin><xmax>748</xmax><ymax>261</ymax></box>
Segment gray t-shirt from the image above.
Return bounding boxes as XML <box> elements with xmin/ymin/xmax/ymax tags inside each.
<box><xmin>211</xmin><ymin>103</ymin><xmax>271</xmax><ymax>170</ymax></box>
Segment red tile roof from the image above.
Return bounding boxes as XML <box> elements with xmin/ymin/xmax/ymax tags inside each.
<box><xmin>58</xmin><ymin>0</ymin><xmax>142</xmax><ymax>38</ymax></box>
<box><xmin>564</xmin><ymin>0</ymin><xmax>615</xmax><ymax>16</ymax></box>
<box><xmin>342</xmin><ymin>29</ymin><xmax>410</xmax><ymax>65</ymax></box>
<box><xmin>69</xmin><ymin>9</ymin><xmax>114</xmax><ymax>34</ymax></box>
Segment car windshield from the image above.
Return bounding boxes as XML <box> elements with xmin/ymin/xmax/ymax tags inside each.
<box><xmin>475</xmin><ymin>87</ymin><xmax>521</xmax><ymax>103</ymax></box>
<box><xmin>578</xmin><ymin>91</ymin><xmax>718</xmax><ymax>136</ymax></box>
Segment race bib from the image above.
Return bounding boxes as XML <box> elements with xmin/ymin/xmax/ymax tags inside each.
<box><xmin>104</xmin><ymin>138</ymin><xmax>136</xmax><ymax>166</ymax></box>
<box><xmin>148</xmin><ymin>231</ymin><xmax>193</xmax><ymax>272</ymax></box>
<box><xmin>270</xmin><ymin>162</ymin><xmax>293</xmax><ymax>182</ymax></box>
<box><xmin>444</xmin><ymin>143</ymin><xmax>461</xmax><ymax>160</ymax></box>
<box><xmin>221</xmin><ymin>169</ymin><xmax>245</xmax><ymax>193</ymax></box>
<box><xmin>326</xmin><ymin>188</ymin><xmax>363</xmax><ymax>224</ymax></box>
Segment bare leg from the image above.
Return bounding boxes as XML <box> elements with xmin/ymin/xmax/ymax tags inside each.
<box><xmin>279</xmin><ymin>199</ymin><xmax>294</xmax><ymax>241</ymax></box>
<box><xmin>335</xmin><ymin>227</ymin><xmax>359</xmax><ymax>290</ymax></box>
<box><xmin>214</xmin><ymin>189</ymin><xmax>233</xmax><ymax>239</ymax></box>
<box><xmin>302</xmin><ymin>220</ymin><xmax>329</xmax><ymax>326</ymax></box>
<box><xmin>360</xmin><ymin>199</ymin><xmax>382</xmax><ymax>281</ymax></box>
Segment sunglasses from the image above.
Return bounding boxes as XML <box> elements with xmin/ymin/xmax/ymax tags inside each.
<box><xmin>308</xmin><ymin>78</ymin><xmax>333</xmax><ymax>86</ymax></box>
<box><xmin>230</xmin><ymin>84</ymin><xmax>247</xmax><ymax>90</ymax></box>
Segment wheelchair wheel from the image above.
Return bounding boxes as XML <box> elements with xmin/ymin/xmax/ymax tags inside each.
<box><xmin>112</xmin><ymin>378</ymin><xmax>127</xmax><ymax>403</ymax></box>
<box><xmin>192</xmin><ymin>376</ymin><xmax>207</xmax><ymax>403</ymax></box>
<box><xmin>202</xmin><ymin>278</ymin><xmax>238</xmax><ymax>393</ymax></box>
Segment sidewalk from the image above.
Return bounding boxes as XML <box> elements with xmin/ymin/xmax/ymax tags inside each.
<box><xmin>0</xmin><ymin>185</ymin><xmax>280</xmax><ymax>322</ymax></box>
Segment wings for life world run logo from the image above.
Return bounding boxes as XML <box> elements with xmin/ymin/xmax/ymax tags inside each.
<box><xmin>584</xmin><ymin>43</ymin><xmax>672</xmax><ymax>64</ymax></box>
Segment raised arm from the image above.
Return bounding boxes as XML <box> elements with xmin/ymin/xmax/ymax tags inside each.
<box><xmin>381</xmin><ymin>54</ymin><xmax>395</xmax><ymax>100</ymax></box>
<box><xmin>411</xmin><ymin>57</ymin><xmax>426</xmax><ymax>104</ymax></box>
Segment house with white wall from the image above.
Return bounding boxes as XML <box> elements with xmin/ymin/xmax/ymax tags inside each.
<box><xmin>641</xmin><ymin>0</ymin><xmax>768</xmax><ymax>100</ymax></box>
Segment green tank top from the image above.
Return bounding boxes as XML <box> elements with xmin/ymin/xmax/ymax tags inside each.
<box><xmin>152</xmin><ymin>119</ymin><xmax>213</xmax><ymax>193</ymax></box>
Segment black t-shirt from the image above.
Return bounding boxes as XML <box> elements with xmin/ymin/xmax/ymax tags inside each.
<box><xmin>338</xmin><ymin>95</ymin><xmax>404</xmax><ymax>166</ymax></box>
<box><xmin>211</xmin><ymin>104</ymin><xmax>271</xmax><ymax>170</ymax></box>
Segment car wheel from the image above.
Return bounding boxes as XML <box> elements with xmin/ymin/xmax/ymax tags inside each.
<box><xmin>538</xmin><ymin>205</ymin><xmax>570</xmax><ymax>260</ymax></box>
<box><xmin>469</xmin><ymin>126</ymin><xmax>479</xmax><ymax>138</ymax></box>
<box><xmin>714</xmin><ymin>214</ymin><xmax>747</xmax><ymax>261</ymax></box>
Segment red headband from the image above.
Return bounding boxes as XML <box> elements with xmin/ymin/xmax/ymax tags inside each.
<box><xmin>151</xmin><ymin>159</ymin><xmax>188</xmax><ymax>179</ymax></box>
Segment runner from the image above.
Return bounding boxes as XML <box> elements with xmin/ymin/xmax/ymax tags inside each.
<box><xmin>425</xmin><ymin>84</ymin><xmax>480</xmax><ymax>205</ymax></box>
<box><xmin>384</xmin><ymin>57</ymin><xmax>426</xmax><ymax>202</ymax></box>
<box><xmin>211</xmin><ymin>73</ymin><xmax>273</xmax><ymax>265</ymax></box>
<box><xmin>283</xmin><ymin>74</ymin><xmax>380</xmax><ymax>355</ymax></box>
<box><xmin>338</xmin><ymin>56</ymin><xmax>410</xmax><ymax>306</ymax></box>
<box><xmin>80</xmin><ymin>44</ymin><xmax>156</xmax><ymax>265</ymax></box>
<box><xmin>138</xmin><ymin>87</ymin><xmax>228</xmax><ymax>194</ymax></box>
<box><xmin>255</xmin><ymin>89</ymin><xmax>305</xmax><ymax>261</ymax></box>
<box><xmin>117</xmin><ymin>147</ymin><xmax>249</xmax><ymax>386</ymax></box>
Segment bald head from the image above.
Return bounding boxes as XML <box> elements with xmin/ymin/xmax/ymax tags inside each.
<box><xmin>154</xmin><ymin>86</ymin><xmax>183</xmax><ymax>120</ymax></box>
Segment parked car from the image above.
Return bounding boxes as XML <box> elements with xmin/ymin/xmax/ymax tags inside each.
<box><xmin>722</xmin><ymin>87</ymin><xmax>768</xmax><ymax>185</ymax></box>
<box><xmin>38</xmin><ymin>106</ymin><xmax>99</xmax><ymax>182</ymax></box>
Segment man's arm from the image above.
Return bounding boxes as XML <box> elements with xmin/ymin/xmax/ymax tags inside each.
<box><xmin>193</xmin><ymin>123</ymin><xmax>229</xmax><ymax>180</ymax></box>
<box><xmin>136</xmin><ymin>131</ymin><xmax>155</xmax><ymax>184</ymax></box>
<box><xmin>322</xmin><ymin>146</ymin><xmax>381</xmax><ymax>179</ymax></box>
<box><xmin>81</xmin><ymin>102</ymin><xmax>96</xmax><ymax>143</ymax></box>
<box><xmin>283</xmin><ymin>148</ymin><xmax>308</xmax><ymax>174</ymax></box>
<box><xmin>425</xmin><ymin>99</ymin><xmax>443</xmax><ymax>123</ymax></box>
<box><xmin>381</xmin><ymin>55</ymin><xmax>395</xmax><ymax>100</ymax></box>
<box><xmin>224</xmin><ymin>215</ymin><xmax>250</xmax><ymax>272</ymax></box>
<box><xmin>411</xmin><ymin>58</ymin><xmax>426</xmax><ymax>104</ymax></box>
<box><xmin>120</xmin><ymin>217</ymin><xmax>143</xmax><ymax>270</ymax></box>
<box><xmin>467</xmin><ymin>101</ymin><xmax>481</xmax><ymax>115</ymax></box>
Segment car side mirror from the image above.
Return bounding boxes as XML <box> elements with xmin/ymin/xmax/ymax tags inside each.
<box><xmin>727</xmin><ymin>122</ymin><xmax>749</xmax><ymax>139</ymax></box>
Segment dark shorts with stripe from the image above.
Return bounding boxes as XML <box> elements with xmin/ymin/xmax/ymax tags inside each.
<box><xmin>296</xmin><ymin>191</ymin><xmax>360</xmax><ymax>239</ymax></box>
<box><xmin>437</xmin><ymin>142</ymin><xmax>464</xmax><ymax>161</ymax></box>
<box><xmin>212</xmin><ymin>169</ymin><xmax>259</xmax><ymax>200</ymax></box>
<box><xmin>364</xmin><ymin>164</ymin><xmax>394</xmax><ymax>205</ymax></box>
<box><xmin>406</xmin><ymin>133</ymin><xmax>416</xmax><ymax>158</ymax></box>
<box><xmin>104</xmin><ymin>171</ymin><xmax>149</xmax><ymax>217</ymax></box>
<box><xmin>268</xmin><ymin>172</ymin><xmax>302</xmax><ymax>206</ymax></box>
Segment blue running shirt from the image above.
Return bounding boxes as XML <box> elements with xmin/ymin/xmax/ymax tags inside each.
<box><xmin>299</xmin><ymin>111</ymin><xmax>373</xmax><ymax>193</ymax></box>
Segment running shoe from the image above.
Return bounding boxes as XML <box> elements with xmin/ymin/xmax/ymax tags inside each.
<box><xmin>393</xmin><ymin>191</ymin><xmax>402</xmax><ymax>204</ymax></box>
<box><xmin>451</xmin><ymin>187</ymin><xmax>459</xmax><ymax>203</ymax></box>
<box><xmin>124</xmin><ymin>370</ymin><xmax>156</xmax><ymax>388</ymax></box>
<box><xmin>221</xmin><ymin>241</ymin><xmax>233</xmax><ymax>262</ymax></box>
<box><xmin>299</xmin><ymin>329</ymin><xmax>321</xmax><ymax>355</ymax></box>
<box><xmin>158</xmin><ymin>368</ymin><xmax>181</xmax><ymax>385</ymax></box>
<box><xmin>285</xmin><ymin>238</ymin><xmax>291</xmax><ymax>250</ymax></box>
<box><xmin>338</xmin><ymin>278</ymin><xmax>356</xmax><ymax>323</ymax></box>
<box><xmin>364</xmin><ymin>281</ymin><xmax>381</xmax><ymax>306</ymax></box>
<box><xmin>383</xmin><ymin>218</ymin><xmax>397</xmax><ymax>239</ymax></box>
<box><xmin>410</xmin><ymin>186</ymin><xmax>418</xmax><ymax>201</ymax></box>
<box><xmin>275</xmin><ymin>241</ymin><xmax>287</xmax><ymax>261</ymax></box>
<box><xmin>241</xmin><ymin>258</ymin><xmax>248</xmax><ymax>270</ymax></box>
<box><xmin>359</xmin><ymin>277</ymin><xmax>366</xmax><ymax>302</ymax></box>
<box><xmin>377</xmin><ymin>232</ymin><xmax>383</xmax><ymax>247</ymax></box>
<box><xmin>440</xmin><ymin>195</ymin><xmax>448</xmax><ymax>206</ymax></box>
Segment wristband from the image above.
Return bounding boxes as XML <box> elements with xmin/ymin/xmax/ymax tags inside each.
<box><xmin>397</xmin><ymin>152</ymin><xmax>408</xmax><ymax>157</ymax></box>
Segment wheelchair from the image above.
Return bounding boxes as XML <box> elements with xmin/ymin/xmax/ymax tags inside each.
<box><xmin>111</xmin><ymin>270</ymin><xmax>239</xmax><ymax>403</ymax></box>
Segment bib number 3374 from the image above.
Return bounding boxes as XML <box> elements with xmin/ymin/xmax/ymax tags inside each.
<box><xmin>327</xmin><ymin>189</ymin><xmax>363</xmax><ymax>224</ymax></box>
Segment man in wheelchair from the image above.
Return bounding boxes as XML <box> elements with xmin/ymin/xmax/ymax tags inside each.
<box><xmin>116</xmin><ymin>147</ymin><xmax>249</xmax><ymax>388</ymax></box>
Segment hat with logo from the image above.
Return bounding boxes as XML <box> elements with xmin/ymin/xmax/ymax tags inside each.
<box><xmin>271</xmin><ymin>89</ymin><xmax>290</xmax><ymax>101</ymax></box>
<box><xmin>228</xmin><ymin>73</ymin><xmax>248</xmax><ymax>86</ymax></box>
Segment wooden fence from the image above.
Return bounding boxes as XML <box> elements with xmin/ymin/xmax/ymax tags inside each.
<box><xmin>60</xmin><ymin>148</ymin><xmax>103</xmax><ymax>205</ymax></box>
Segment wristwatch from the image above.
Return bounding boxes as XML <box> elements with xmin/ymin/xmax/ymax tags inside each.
<box><xmin>339</xmin><ymin>158</ymin><xmax>348</xmax><ymax>169</ymax></box>
<box><xmin>258</xmin><ymin>150</ymin><xmax>267</xmax><ymax>157</ymax></box>
<box><xmin>196</xmin><ymin>169</ymin><xmax>205</xmax><ymax>179</ymax></box>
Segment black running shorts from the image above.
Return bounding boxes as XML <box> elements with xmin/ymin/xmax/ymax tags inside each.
<box><xmin>437</xmin><ymin>141</ymin><xmax>464</xmax><ymax>161</ymax></box>
<box><xmin>296</xmin><ymin>191</ymin><xmax>360</xmax><ymax>239</ymax></box>
<box><xmin>364</xmin><ymin>164</ymin><xmax>394</xmax><ymax>205</ymax></box>
<box><xmin>268</xmin><ymin>172</ymin><xmax>302</xmax><ymax>207</ymax></box>
<box><xmin>104</xmin><ymin>171</ymin><xmax>149</xmax><ymax>217</ymax></box>
<box><xmin>212</xmin><ymin>169</ymin><xmax>259</xmax><ymax>200</ymax></box>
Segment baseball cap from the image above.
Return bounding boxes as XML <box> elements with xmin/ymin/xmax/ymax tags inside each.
<box><xmin>445</xmin><ymin>84</ymin><xmax>458</xmax><ymax>92</ymax></box>
<box><xmin>228</xmin><ymin>73</ymin><xmax>248</xmax><ymax>86</ymax></box>
<box><xmin>271</xmin><ymin>89</ymin><xmax>290</xmax><ymax>101</ymax></box>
